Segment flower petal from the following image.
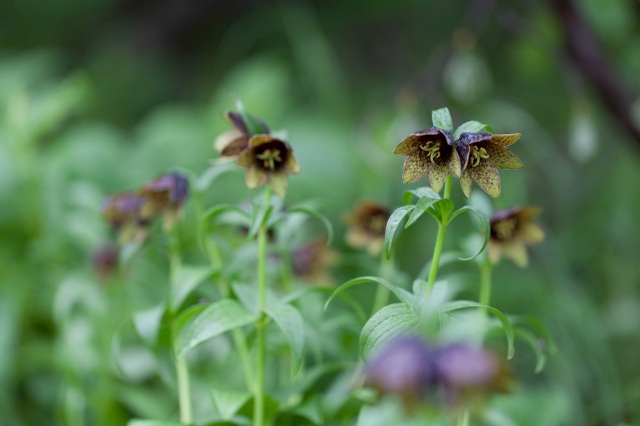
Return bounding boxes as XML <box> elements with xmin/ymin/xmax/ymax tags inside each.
<box><xmin>458</xmin><ymin>132</ymin><xmax>492</xmax><ymax>145</ymax></box>
<box><xmin>284</xmin><ymin>153</ymin><xmax>301</xmax><ymax>174</ymax></box>
<box><xmin>226</xmin><ymin>111</ymin><xmax>248</xmax><ymax>135</ymax></box>
<box><xmin>490</xmin><ymin>134</ymin><xmax>521</xmax><ymax>147</ymax></box>
<box><xmin>220</xmin><ymin>136</ymin><xmax>249</xmax><ymax>157</ymax></box>
<box><xmin>486</xmin><ymin>145</ymin><xmax>524</xmax><ymax>170</ymax></box>
<box><xmin>457</xmin><ymin>144</ymin><xmax>471</xmax><ymax>172</ymax></box>
<box><xmin>249</xmin><ymin>134</ymin><xmax>279</xmax><ymax>147</ymax></box>
<box><xmin>246</xmin><ymin>166</ymin><xmax>268</xmax><ymax>189</ymax></box>
<box><xmin>394</xmin><ymin>128</ymin><xmax>443</xmax><ymax>155</ymax></box>
<box><xmin>428</xmin><ymin>161</ymin><xmax>448</xmax><ymax>193</ymax></box>
<box><xmin>402</xmin><ymin>152</ymin><xmax>430</xmax><ymax>184</ymax></box>
<box><xmin>518</xmin><ymin>222</ymin><xmax>545</xmax><ymax>244</ymax></box>
<box><xmin>269</xmin><ymin>173</ymin><xmax>288</xmax><ymax>198</ymax></box>
<box><xmin>237</xmin><ymin>148</ymin><xmax>254</xmax><ymax>166</ymax></box>
<box><xmin>488</xmin><ymin>241</ymin><xmax>503</xmax><ymax>264</ymax></box>
<box><xmin>446</xmin><ymin>147</ymin><xmax>462</xmax><ymax>178</ymax></box>
<box><xmin>460</xmin><ymin>170</ymin><xmax>472</xmax><ymax>198</ymax></box>
<box><xmin>502</xmin><ymin>241</ymin><xmax>528</xmax><ymax>267</ymax></box>
<box><xmin>469</xmin><ymin>163</ymin><xmax>501</xmax><ymax>198</ymax></box>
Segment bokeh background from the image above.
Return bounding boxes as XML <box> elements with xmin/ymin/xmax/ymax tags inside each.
<box><xmin>1</xmin><ymin>0</ymin><xmax>640</xmax><ymax>424</ymax></box>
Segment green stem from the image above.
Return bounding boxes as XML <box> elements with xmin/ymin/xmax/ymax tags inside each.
<box><xmin>168</xmin><ymin>229</ymin><xmax>192</xmax><ymax>425</ymax></box>
<box><xmin>254</xmin><ymin>186</ymin><xmax>272</xmax><ymax>426</ymax></box>
<box><xmin>176</xmin><ymin>355</ymin><xmax>193</xmax><ymax>424</ymax></box>
<box><xmin>372</xmin><ymin>253</ymin><xmax>394</xmax><ymax>314</ymax></box>
<box><xmin>457</xmin><ymin>409</ymin><xmax>470</xmax><ymax>426</ymax></box>
<box><xmin>423</xmin><ymin>175</ymin><xmax>452</xmax><ymax>311</ymax></box>
<box><xmin>479</xmin><ymin>260</ymin><xmax>493</xmax><ymax>308</ymax></box>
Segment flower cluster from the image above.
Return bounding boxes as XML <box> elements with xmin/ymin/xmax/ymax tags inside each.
<box><xmin>214</xmin><ymin>106</ymin><xmax>299</xmax><ymax>198</ymax></box>
<box><xmin>102</xmin><ymin>172</ymin><xmax>189</xmax><ymax>243</ymax></box>
<box><xmin>394</xmin><ymin>109</ymin><xmax>523</xmax><ymax>198</ymax></box>
<box><xmin>364</xmin><ymin>336</ymin><xmax>510</xmax><ymax>410</ymax></box>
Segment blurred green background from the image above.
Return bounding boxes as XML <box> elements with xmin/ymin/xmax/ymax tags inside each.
<box><xmin>1</xmin><ymin>0</ymin><xmax>640</xmax><ymax>424</ymax></box>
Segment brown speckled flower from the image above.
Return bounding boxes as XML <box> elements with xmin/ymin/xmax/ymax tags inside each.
<box><xmin>101</xmin><ymin>192</ymin><xmax>149</xmax><ymax>243</ymax></box>
<box><xmin>213</xmin><ymin>111</ymin><xmax>269</xmax><ymax>158</ymax></box>
<box><xmin>237</xmin><ymin>135</ymin><xmax>299</xmax><ymax>198</ymax></box>
<box><xmin>489</xmin><ymin>206</ymin><xmax>544</xmax><ymax>267</ymax></box>
<box><xmin>456</xmin><ymin>132</ymin><xmax>523</xmax><ymax>198</ymax></box>
<box><xmin>393</xmin><ymin>127</ymin><xmax>461</xmax><ymax>193</ymax></box>
<box><xmin>344</xmin><ymin>201</ymin><xmax>391</xmax><ymax>257</ymax></box>
<box><xmin>138</xmin><ymin>173</ymin><xmax>189</xmax><ymax>230</ymax></box>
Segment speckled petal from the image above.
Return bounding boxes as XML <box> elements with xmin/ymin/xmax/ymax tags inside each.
<box><xmin>487</xmin><ymin>241</ymin><xmax>503</xmax><ymax>264</ymax></box>
<box><xmin>428</xmin><ymin>161</ymin><xmax>448</xmax><ymax>193</ymax></box>
<box><xmin>246</xmin><ymin>166</ymin><xmax>268</xmax><ymax>189</ymax></box>
<box><xmin>460</xmin><ymin>170</ymin><xmax>473</xmax><ymax>198</ymax></box>
<box><xmin>237</xmin><ymin>148</ymin><xmax>254</xmax><ymax>167</ymax></box>
<box><xmin>220</xmin><ymin>136</ymin><xmax>249</xmax><ymax>157</ymax></box>
<box><xmin>269</xmin><ymin>173</ymin><xmax>288</xmax><ymax>198</ymax></box>
<box><xmin>249</xmin><ymin>134</ymin><xmax>278</xmax><ymax>147</ymax></box>
<box><xmin>402</xmin><ymin>152</ymin><xmax>430</xmax><ymax>184</ymax></box>
<box><xmin>457</xmin><ymin>144</ymin><xmax>471</xmax><ymax>172</ymax></box>
<box><xmin>490</xmin><ymin>134</ymin><xmax>521</xmax><ymax>147</ymax></box>
<box><xmin>502</xmin><ymin>241</ymin><xmax>528</xmax><ymax>267</ymax></box>
<box><xmin>518</xmin><ymin>222</ymin><xmax>545</xmax><ymax>244</ymax></box>
<box><xmin>446</xmin><ymin>147</ymin><xmax>462</xmax><ymax>178</ymax></box>
<box><xmin>458</xmin><ymin>132</ymin><xmax>492</xmax><ymax>145</ymax></box>
<box><xmin>486</xmin><ymin>145</ymin><xmax>524</xmax><ymax>170</ymax></box>
<box><xmin>394</xmin><ymin>128</ymin><xmax>442</xmax><ymax>155</ymax></box>
<box><xmin>469</xmin><ymin>162</ymin><xmax>501</xmax><ymax>198</ymax></box>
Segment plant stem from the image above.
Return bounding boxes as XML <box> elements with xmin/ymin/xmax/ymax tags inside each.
<box><xmin>254</xmin><ymin>186</ymin><xmax>272</xmax><ymax>426</ymax></box>
<box><xmin>479</xmin><ymin>260</ymin><xmax>494</xmax><ymax>307</ymax></box>
<box><xmin>423</xmin><ymin>175</ymin><xmax>452</xmax><ymax>311</ymax></box>
<box><xmin>168</xmin><ymin>228</ymin><xmax>192</xmax><ymax>425</ymax></box>
<box><xmin>176</xmin><ymin>355</ymin><xmax>193</xmax><ymax>424</ymax></box>
<box><xmin>372</xmin><ymin>253</ymin><xmax>394</xmax><ymax>314</ymax></box>
<box><xmin>457</xmin><ymin>409</ymin><xmax>470</xmax><ymax>426</ymax></box>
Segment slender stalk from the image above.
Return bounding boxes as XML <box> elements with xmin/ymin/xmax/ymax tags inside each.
<box><xmin>479</xmin><ymin>260</ymin><xmax>494</xmax><ymax>307</ymax></box>
<box><xmin>254</xmin><ymin>186</ymin><xmax>272</xmax><ymax>426</ymax></box>
<box><xmin>423</xmin><ymin>175</ymin><xmax>452</xmax><ymax>310</ymax></box>
<box><xmin>176</xmin><ymin>355</ymin><xmax>193</xmax><ymax>424</ymax></box>
<box><xmin>457</xmin><ymin>409</ymin><xmax>470</xmax><ymax>426</ymax></box>
<box><xmin>372</xmin><ymin>253</ymin><xmax>394</xmax><ymax>314</ymax></box>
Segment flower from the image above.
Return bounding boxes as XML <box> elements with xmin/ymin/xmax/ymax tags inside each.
<box><xmin>237</xmin><ymin>135</ymin><xmax>300</xmax><ymax>198</ymax></box>
<box><xmin>393</xmin><ymin>127</ymin><xmax>461</xmax><ymax>192</ymax></box>
<box><xmin>92</xmin><ymin>244</ymin><xmax>119</xmax><ymax>280</ymax></box>
<box><xmin>364</xmin><ymin>336</ymin><xmax>436</xmax><ymax>404</ymax></box>
<box><xmin>138</xmin><ymin>173</ymin><xmax>189</xmax><ymax>230</ymax></box>
<box><xmin>344</xmin><ymin>201</ymin><xmax>390</xmax><ymax>256</ymax></box>
<box><xmin>488</xmin><ymin>206</ymin><xmax>544</xmax><ymax>267</ymax></box>
<box><xmin>101</xmin><ymin>192</ymin><xmax>149</xmax><ymax>243</ymax></box>
<box><xmin>456</xmin><ymin>132</ymin><xmax>523</xmax><ymax>198</ymax></box>
<box><xmin>291</xmin><ymin>239</ymin><xmax>337</xmax><ymax>286</ymax></box>
<box><xmin>213</xmin><ymin>111</ymin><xmax>269</xmax><ymax>159</ymax></box>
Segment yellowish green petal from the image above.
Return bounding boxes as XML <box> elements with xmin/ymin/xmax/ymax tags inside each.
<box><xmin>246</xmin><ymin>166</ymin><xmax>268</xmax><ymax>189</ymax></box>
<box><xmin>460</xmin><ymin>171</ymin><xmax>472</xmax><ymax>198</ymax></box>
<box><xmin>469</xmin><ymin>163</ymin><xmax>501</xmax><ymax>198</ymax></box>
<box><xmin>269</xmin><ymin>172</ymin><xmax>288</xmax><ymax>198</ymax></box>
<box><xmin>402</xmin><ymin>151</ymin><xmax>430</xmax><ymax>183</ymax></box>
<box><xmin>447</xmin><ymin>148</ymin><xmax>462</xmax><ymax>177</ymax></box>
<box><xmin>490</xmin><ymin>133</ymin><xmax>521</xmax><ymax>147</ymax></box>
<box><xmin>486</xmin><ymin>145</ymin><xmax>524</xmax><ymax>170</ymax></box>
<box><xmin>393</xmin><ymin>134</ymin><xmax>421</xmax><ymax>155</ymax></box>
<box><xmin>519</xmin><ymin>222</ymin><xmax>545</xmax><ymax>244</ymax></box>
<box><xmin>284</xmin><ymin>154</ymin><xmax>301</xmax><ymax>174</ymax></box>
<box><xmin>487</xmin><ymin>241</ymin><xmax>503</xmax><ymax>264</ymax></box>
<box><xmin>428</xmin><ymin>161</ymin><xmax>448</xmax><ymax>193</ymax></box>
<box><xmin>502</xmin><ymin>241</ymin><xmax>528</xmax><ymax>267</ymax></box>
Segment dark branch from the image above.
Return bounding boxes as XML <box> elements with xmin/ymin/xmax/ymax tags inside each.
<box><xmin>551</xmin><ymin>0</ymin><xmax>640</xmax><ymax>150</ymax></box>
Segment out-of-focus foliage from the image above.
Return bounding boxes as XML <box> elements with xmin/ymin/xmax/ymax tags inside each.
<box><xmin>1</xmin><ymin>0</ymin><xmax>640</xmax><ymax>425</ymax></box>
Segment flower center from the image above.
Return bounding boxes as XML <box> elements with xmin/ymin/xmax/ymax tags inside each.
<box><xmin>256</xmin><ymin>149</ymin><xmax>283</xmax><ymax>170</ymax></box>
<box><xmin>419</xmin><ymin>141</ymin><xmax>442</xmax><ymax>164</ymax></box>
<box><xmin>470</xmin><ymin>146</ymin><xmax>489</xmax><ymax>167</ymax></box>
<box><xmin>492</xmin><ymin>218</ymin><xmax>517</xmax><ymax>241</ymax></box>
<box><xmin>367</xmin><ymin>214</ymin><xmax>386</xmax><ymax>235</ymax></box>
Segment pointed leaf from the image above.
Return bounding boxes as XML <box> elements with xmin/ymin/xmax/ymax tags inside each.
<box><xmin>325</xmin><ymin>276</ymin><xmax>418</xmax><ymax>311</ymax></box>
<box><xmin>264</xmin><ymin>303</ymin><xmax>305</xmax><ymax>370</ymax></box>
<box><xmin>432</xmin><ymin>107</ymin><xmax>453</xmax><ymax>131</ymax></box>
<box><xmin>441</xmin><ymin>300</ymin><xmax>515</xmax><ymax>359</ymax></box>
<box><xmin>178</xmin><ymin>299</ymin><xmax>258</xmax><ymax>355</ymax></box>
<box><xmin>513</xmin><ymin>328</ymin><xmax>547</xmax><ymax>373</ymax></box>
<box><xmin>203</xmin><ymin>204</ymin><xmax>250</xmax><ymax>222</ymax></box>
<box><xmin>427</xmin><ymin>199</ymin><xmax>454</xmax><ymax>224</ymax></box>
<box><xmin>248</xmin><ymin>204</ymin><xmax>273</xmax><ymax>239</ymax></box>
<box><xmin>453</xmin><ymin>120</ymin><xmax>493</xmax><ymax>140</ymax></box>
<box><xmin>449</xmin><ymin>206</ymin><xmax>490</xmax><ymax>260</ymax></box>
<box><xmin>360</xmin><ymin>303</ymin><xmax>419</xmax><ymax>357</ymax></box>
<box><xmin>196</xmin><ymin>162</ymin><xmax>237</xmax><ymax>192</ymax></box>
<box><xmin>284</xmin><ymin>206</ymin><xmax>333</xmax><ymax>244</ymax></box>
<box><xmin>211</xmin><ymin>388</ymin><xmax>252</xmax><ymax>421</ymax></box>
<box><xmin>405</xmin><ymin>196</ymin><xmax>439</xmax><ymax>228</ymax></box>
<box><xmin>403</xmin><ymin>187</ymin><xmax>441</xmax><ymax>205</ymax></box>
<box><xmin>171</xmin><ymin>264</ymin><xmax>215</xmax><ymax>311</ymax></box>
<box><xmin>133</xmin><ymin>304</ymin><xmax>165</xmax><ymax>347</ymax></box>
<box><xmin>384</xmin><ymin>205</ymin><xmax>415</xmax><ymax>259</ymax></box>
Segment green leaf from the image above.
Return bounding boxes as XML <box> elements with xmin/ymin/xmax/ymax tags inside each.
<box><xmin>384</xmin><ymin>205</ymin><xmax>415</xmax><ymax>259</ymax></box>
<box><xmin>432</xmin><ymin>107</ymin><xmax>453</xmax><ymax>131</ymax></box>
<box><xmin>405</xmin><ymin>196</ymin><xmax>439</xmax><ymax>228</ymax></box>
<box><xmin>284</xmin><ymin>206</ymin><xmax>334</xmax><ymax>244</ymax></box>
<box><xmin>325</xmin><ymin>276</ymin><xmax>418</xmax><ymax>311</ymax></box>
<box><xmin>449</xmin><ymin>206</ymin><xmax>490</xmax><ymax>260</ymax></box>
<box><xmin>171</xmin><ymin>264</ymin><xmax>215</xmax><ymax>312</ymax></box>
<box><xmin>132</xmin><ymin>304</ymin><xmax>165</xmax><ymax>347</ymax></box>
<box><xmin>428</xmin><ymin>199</ymin><xmax>454</xmax><ymax>224</ymax></box>
<box><xmin>403</xmin><ymin>187</ymin><xmax>441</xmax><ymax>205</ymax></box>
<box><xmin>360</xmin><ymin>303</ymin><xmax>419</xmax><ymax>357</ymax></box>
<box><xmin>211</xmin><ymin>388</ymin><xmax>252</xmax><ymax>421</ymax></box>
<box><xmin>172</xmin><ymin>303</ymin><xmax>209</xmax><ymax>339</ymax></box>
<box><xmin>513</xmin><ymin>327</ymin><xmax>547</xmax><ymax>373</ymax></box>
<box><xmin>453</xmin><ymin>120</ymin><xmax>493</xmax><ymax>140</ymax></box>
<box><xmin>235</xmin><ymin>98</ymin><xmax>268</xmax><ymax>137</ymax></box>
<box><xmin>510</xmin><ymin>315</ymin><xmax>556</xmax><ymax>354</ymax></box>
<box><xmin>203</xmin><ymin>204</ymin><xmax>250</xmax><ymax>223</ymax></box>
<box><xmin>264</xmin><ymin>303</ymin><xmax>305</xmax><ymax>370</ymax></box>
<box><xmin>248</xmin><ymin>203</ymin><xmax>273</xmax><ymax>239</ymax></box>
<box><xmin>441</xmin><ymin>300</ymin><xmax>515</xmax><ymax>359</ymax></box>
<box><xmin>177</xmin><ymin>299</ymin><xmax>258</xmax><ymax>355</ymax></box>
<box><xmin>196</xmin><ymin>161</ymin><xmax>237</xmax><ymax>192</ymax></box>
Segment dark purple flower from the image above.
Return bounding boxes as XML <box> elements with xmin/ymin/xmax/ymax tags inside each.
<box><xmin>92</xmin><ymin>244</ymin><xmax>119</xmax><ymax>279</ymax></box>
<box><xmin>138</xmin><ymin>173</ymin><xmax>189</xmax><ymax>230</ymax></box>
<box><xmin>434</xmin><ymin>343</ymin><xmax>499</xmax><ymax>390</ymax></box>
